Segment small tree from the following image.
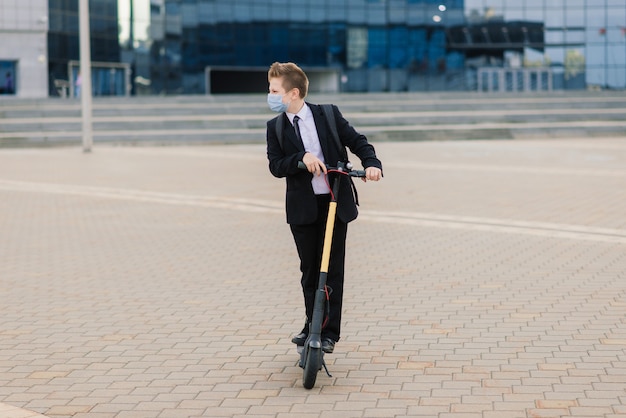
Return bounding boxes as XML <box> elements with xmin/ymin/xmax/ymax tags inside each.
<box><xmin>564</xmin><ymin>50</ymin><xmax>585</xmax><ymax>80</ymax></box>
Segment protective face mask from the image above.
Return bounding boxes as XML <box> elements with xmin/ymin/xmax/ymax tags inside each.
<box><xmin>267</xmin><ymin>93</ymin><xmax>289</xmax><ymax>113</ymax></box>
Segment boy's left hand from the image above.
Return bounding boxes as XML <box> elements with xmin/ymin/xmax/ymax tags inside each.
<box><xmin>363</xmin><ymin>167</ymin><xmax>382</xmax><ymax>182</ymax></box>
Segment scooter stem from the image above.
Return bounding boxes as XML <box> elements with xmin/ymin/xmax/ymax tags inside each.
<box><xmin>309</xmin><ymin>191</ymin><xmax>338</xmax><ymax>346</ymax></box>
<box><xmin>319</xmin><ymin>201</ymin><xmax>337</xmax><ymax>274</ymax></box>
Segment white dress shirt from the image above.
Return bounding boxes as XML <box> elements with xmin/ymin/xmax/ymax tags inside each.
<box><xmin>287</xmin><ymin>104</ymin><xmax>331</xmax><ymax>195</ymax></box>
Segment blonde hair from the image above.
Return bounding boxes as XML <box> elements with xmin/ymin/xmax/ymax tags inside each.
<box><xmin>268</xmin><ymin>62</ymin><xmax>308</xmax><ymax>98</ymax></box>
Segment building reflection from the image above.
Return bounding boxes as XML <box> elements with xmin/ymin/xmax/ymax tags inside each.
<box><xmin>40</xmin><ymin>0</ymin><xmax>626</xmax><ymax>96</ymax></box>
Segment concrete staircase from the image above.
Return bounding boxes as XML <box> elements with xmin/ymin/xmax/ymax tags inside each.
<box><xmin>1</xmin><ymin>91</ymin><xmax>626</xmax><ymax>147</ymax></box>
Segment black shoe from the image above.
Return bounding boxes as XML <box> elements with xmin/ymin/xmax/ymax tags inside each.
<box><xmin>321</xmin><ymin>337</ymin><xmax>335</xmax><ymax>354</ymax></box>
<box><xmin>291</xmin><ymin>332</ymin><xmax>307</xmax><ymax>346</ymax></box>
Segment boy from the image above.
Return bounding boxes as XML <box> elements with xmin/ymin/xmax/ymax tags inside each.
<box><xmin>265</xmin><ymin>62</ymin><xmax>382</xmax><ymax>353</ymax></box>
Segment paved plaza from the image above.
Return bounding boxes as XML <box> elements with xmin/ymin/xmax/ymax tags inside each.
<box><xmin>0</xmin><ymin>137</ymin><xmax>625</xmax><ymax>417</ymax></box>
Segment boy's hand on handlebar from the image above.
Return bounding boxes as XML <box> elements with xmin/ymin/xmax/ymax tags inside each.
<box><xmin>362</xmin><ymin>167</ymin><xmax>382</xmax><ymax>182</ymax></box>
<box><xmin>302</xmin><ymin>152</ymin><xmax>327</xmax><ymax>176</ymax></box>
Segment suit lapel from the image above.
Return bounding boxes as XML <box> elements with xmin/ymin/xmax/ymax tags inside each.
<box><xmin>282</xmin><ymin>113</ymin><xmax>305</xmax><ymax>152</ymax></box>
<box><xmin>309</xmin><ymin>103</ymin><xmax>331</xmax><ymax>159</ymax></box>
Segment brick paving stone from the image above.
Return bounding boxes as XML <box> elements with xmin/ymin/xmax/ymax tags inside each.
<box><xmin>0</xmin><ymin>403</ymin><xmax>49</xmax><ymax>418</ymax></box>
<box><xmin>484</xmin><ymin>412</ymin><xmax>527</xmax><ymax>418</ymax></box>
<box><xmin>1</xmin><ymin>137</ymin><xmax>625</xmax><ymax>418</ymax></box>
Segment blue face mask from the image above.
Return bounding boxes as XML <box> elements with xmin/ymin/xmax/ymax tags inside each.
<box><xmin>267</xmin><ymin>93</ymin><xmax>289</xmax><ymax>113</ymax></box>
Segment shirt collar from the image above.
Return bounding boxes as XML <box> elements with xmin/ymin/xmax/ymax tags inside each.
<box><xmin>286</xmin><ymin>103</ymin><xmax>310</xmax><ymax>125</ymax></box>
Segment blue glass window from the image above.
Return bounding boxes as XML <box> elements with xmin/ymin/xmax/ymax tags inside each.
<box><xmin>0</xmin><ymin>61</ymin><xmax>16</xmax><ymax>95</ymax></box>
<box><xmin>389</xmin><ymin>26</ymin><xmax>409</xmax><ymax>68</ymax></box>
<box><xmin>368</xmin><ymin>27</ymin><xmax>388</xmax><ymax>68</ymax></box>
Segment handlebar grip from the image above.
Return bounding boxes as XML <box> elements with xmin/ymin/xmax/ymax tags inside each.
<box><xmin>297</xmin><ymin>161</ymin><xmax>366</xmax><ymax>177</ymax></box>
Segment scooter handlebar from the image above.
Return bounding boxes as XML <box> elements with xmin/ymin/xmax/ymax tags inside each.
<box><xmin>297</xmin><ymin>161</ymin><xmax>366</xmax><ymax>178</ymax></box>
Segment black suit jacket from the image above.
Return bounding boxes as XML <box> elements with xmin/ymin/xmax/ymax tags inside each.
<box><xmin>266</xmin><ymin>103</ymin><xmax>383</xmax><ymax>225</ymax></box>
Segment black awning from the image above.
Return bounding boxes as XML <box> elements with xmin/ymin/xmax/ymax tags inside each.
<box><xmin>446</xmin><ymin>21</ymin><xmax>544</xmax><ymax>57</ymax></box>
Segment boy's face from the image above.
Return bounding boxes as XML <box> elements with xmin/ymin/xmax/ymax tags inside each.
<box><xmin>269</xmin><ymin>77</ymin><xmax>298</xmax><ymax>103</ymax></box>
<box><xmin>268</xmin><ymin>77</ymin><xmax>286</xmax><ymax>95</ymax></box>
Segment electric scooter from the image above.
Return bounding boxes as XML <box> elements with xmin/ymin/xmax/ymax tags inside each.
<box><xmin>296</xmin><ymin>161</ymin><xmax>366</xmax><ymax>389</ymax></box>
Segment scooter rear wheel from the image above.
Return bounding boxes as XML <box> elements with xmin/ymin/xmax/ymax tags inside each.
<box><xmin>302</xmin><ymin>347</ymin><xmax>321</xmax><ymax>389</ymax></box>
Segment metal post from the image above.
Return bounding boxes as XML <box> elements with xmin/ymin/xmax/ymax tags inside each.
<box><xmin>79</xmin><ymin>0</ymin><xmax>93</xmax><ymax>153</ymax></box>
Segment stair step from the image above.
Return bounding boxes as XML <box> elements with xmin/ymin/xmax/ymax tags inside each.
<box><xmin>2</xmin><ymin>91</ymin><xmax>625</xmax><ymax>147</ymax></box>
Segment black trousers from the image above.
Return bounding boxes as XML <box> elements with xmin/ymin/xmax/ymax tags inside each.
<box><xmin>289</xmin><ymin>194</ymin><xmax>347</xmax><ymax>342</ymax></box>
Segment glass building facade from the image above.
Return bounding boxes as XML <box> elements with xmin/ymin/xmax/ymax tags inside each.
<box><xmin>48</xmin><ymin>0</ymin><xmax>121</xmax><ymax>96</ymax></box>
<box><xmin>146</xmin><ymin>0</ymin><xmax>466</xmax><ymax>94</ymax></box>
<box><xmin>40</xmin><ymin>0</ymin><xmax>626</xmax><ymax>96</ymax></box>
<box><xmin>0</xmin><ymin>0</ymin><xmax>48</xmax><ymax>98</ymax></box>
<box><xmin>464</xmin><ymin>0</ymin><xmax>626</xmax><ymax>90</ymax></box>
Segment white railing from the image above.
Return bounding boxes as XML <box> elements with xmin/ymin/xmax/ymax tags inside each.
<box><xmin>477</xmin><ymin>67</ymin><xmax>553</xmax><ymax>92</ymax></box>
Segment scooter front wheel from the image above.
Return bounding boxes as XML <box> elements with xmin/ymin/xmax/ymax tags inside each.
<box><xmin>302</xmin><ymin>347</ymin><xmax>321</xmax><ymax>389</ymax></box>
